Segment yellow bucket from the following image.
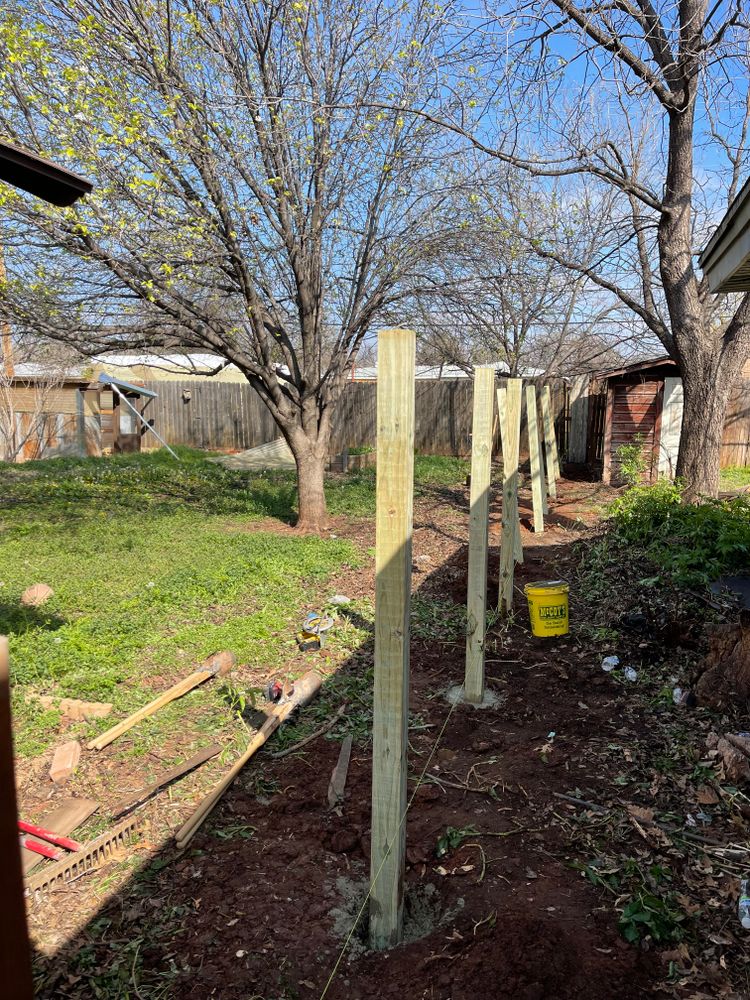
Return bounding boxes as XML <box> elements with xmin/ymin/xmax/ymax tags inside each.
<box><xmin>524</xmin><ymin>580</ymin><xmax>569</xmax><ymax>637</ymax></box>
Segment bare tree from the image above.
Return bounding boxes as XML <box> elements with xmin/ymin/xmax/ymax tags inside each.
<box><xmin>0</xmin><ymin>352</ymin><xmax>69</xmax><ymax>463</ymax></box>
<box><xmin>385</xmin><ymin>1</ymin><xmax>750</xmax><ymax>496</ymax></box>
<box><xmin>410</xmin><ymin>169</ymin><xmax>656</xmax><ymax>374</ymax></box>
<box><xmin>0</xmin><ymin>0</ymin><xmax>456</xmax><ymax>529</ymax></box>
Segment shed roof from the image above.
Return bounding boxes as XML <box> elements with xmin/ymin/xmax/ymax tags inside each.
<box><xmin>595</xmin><ymin>356</ymin><xmax>678</xmax><ymax>380</ymax></box>
<box><xmin>7</xmin><ymin>371</ymin><xmax>94</xmax><ymax>386</ymax></box>
<box><xmin>0</xmin><ymin>138</ymin><xmax>93</xmax><ymax>207</ymax></box>
<box><xmin>699</xmin><ymin>174</ymin><xmax>750</xmax><ymax>293</ymax></box>
<box><xmin>98</xmin><ymin>373</ymin><xmax>158</xmax><ymax>398</ymax></box>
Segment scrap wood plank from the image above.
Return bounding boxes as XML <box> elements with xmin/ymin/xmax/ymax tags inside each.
<box><xmin>110</xmin><ymin>743</ymin><xmax>222</xmax><ymax>818</ymax></box>
<box><xmin>21</xmin><ymin>797</ymin><xmax>98</xmax><ymax>874</ymax></box>
<box><xmin>328</xmin><ymin>735</ymin><xmax>353</xmax><ymax>809</ymax></box>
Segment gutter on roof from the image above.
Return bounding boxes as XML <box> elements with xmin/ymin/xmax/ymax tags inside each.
<box><xmin>699</xmin><ymin>174</ymin><xmax>750</xmax><ymax>293</ymax></box>
<box><xmin>700</xmin><ymin>175</ymin><xmax>750</xmax><ymax>268</ymax></box>
<box><xmin>594</xmin><ymin>356</ymin><xmax>677</xmax><ymax>379</ymax></box>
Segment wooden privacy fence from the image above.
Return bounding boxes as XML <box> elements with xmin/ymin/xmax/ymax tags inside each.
<box><xmin>141</xmin><ymin>380</ymin><xmax>278</xmax><ymax>452</ymax></box>
<box><xmin>722</xmin><ymin>379</ymin><xmax>750</xmax><ymax>468</ymax></box>
<box><xmin>142</xmin><ymin>377</ymin><xmax>571</xmax><ymax>459</ymax></box>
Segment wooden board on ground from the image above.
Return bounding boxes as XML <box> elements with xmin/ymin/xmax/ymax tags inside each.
<box><xmin>22</xmin><ymin>797</ymin><xmax>98</xmax><ymax>874</ymax></box>
<box><xmin>111</xmin><ymin>744</ymin><xmax>222</xmax><ymax>818</ymax></box>
<box><xmin>328</xmin><ymin>735</ymin><xmax>353</xmax><ymax>809</ymax></box>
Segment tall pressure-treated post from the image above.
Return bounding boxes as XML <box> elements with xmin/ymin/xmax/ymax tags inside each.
<box><xmin>370</xmin><ymin>328</ymin><xmax>416</xmax><ymax>951</ymax></box>
<box><xmin>499</xmin><ymin>380</ymin><xmax>522</xmax><ymax>612</ymax></box>
<box><xmin>526</xmin><ymin>384</ymin><xmax>546</xmax><ymax>532</ymax></box>
<box><xmin>497</xmin><ymin>386</ymin><xmax>523</xmax><ymax>565</ymax></box>
<box><xmin>540</xmin><ymin>385</ymin><xmax>560</xmax><ymax>500</ymax></box>
<box><xmin>464</xmin><ymin>366</ymin><xmax>495</xmax><ymax>704</ymax></box>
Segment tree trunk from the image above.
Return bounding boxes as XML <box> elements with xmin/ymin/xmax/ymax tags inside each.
<box><xmin>657</xmin><ymin>90</ymin><xmax>738</xmax><ymax>500</ymax></box>
<box><xmin>287</xmin><ymin>430</ymin><xmax>330</xmax><ymax>533</ymax></box>
<box><xmin>676</xmin><ymin>359</ymin><xmax>730</xmax><ymax>498</ymax></box>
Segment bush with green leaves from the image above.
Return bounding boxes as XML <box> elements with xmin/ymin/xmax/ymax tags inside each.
<box><xmin>615</xmin><ymin>433</ymin><xmax>648</xmax><ymax>487</ymax></box>
<box><xmin>606</xmin><ymin>480</ymin><xmax>750</xmax><ymax>587</ymax></box>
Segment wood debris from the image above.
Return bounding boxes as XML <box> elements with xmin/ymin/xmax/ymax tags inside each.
<box><xmin>328</xmin><ymin>735</ymin><xmax>353</xmax><ymax>809</ymax></box>
<box><xmin>49</xmin><ymin>740</ymin><xmax>81</xmax><ymax>784</ymax></box>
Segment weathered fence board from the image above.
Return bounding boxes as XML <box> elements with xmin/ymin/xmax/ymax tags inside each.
<box><xmin>723</xmin><ymin>379</ymin><xmax>750</xmax><ymax>468</ymax></box>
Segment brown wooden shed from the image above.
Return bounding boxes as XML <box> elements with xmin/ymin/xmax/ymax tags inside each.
<box><xmin>599</xmin><ymin>357</ymin><xmax>682</xmax><ymax>485</ymax></box>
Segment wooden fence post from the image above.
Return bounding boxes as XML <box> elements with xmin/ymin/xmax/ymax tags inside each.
<box><xmin>369</xmin><ymin>328</ymin><xmax>416</xmax><ymax>951</ymax></box>
<box><xmin>464</xmin><ymin>366</ymin><xmax>495</xmax><ymax>705</ymax></box>
<box><xmin>497</xmin><ymin>386</ymin><xmax>523</xmax><ymax>564</ymax></box>
<box><xmin>568</xmin><ymin>374</ymin><xmax>590</xmax><ymax>464</ymax></box>
<box><xmin>540</xmin><ymin>385</ymin><xmax>560</xmax><ymax>499</ymax></box>
<box><xmin>499</xmin><ymin>379</ymin><xmax>522</xmax><ymax>612</ymax></box>
<box><xmin>526</xmin><ymin>384</ymin><xmax>546</xmax><ymax>532</ymax></box>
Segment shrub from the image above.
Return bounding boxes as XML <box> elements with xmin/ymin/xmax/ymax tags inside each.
<box><xmin>615</xmin><ymin>433</ymin><xmax>648</xmax><ymax>487</ymax></box>
<box><xmin>607</xmin><ymin>481</ymin><xmax>750</xmax><ymax>586</ymax></box>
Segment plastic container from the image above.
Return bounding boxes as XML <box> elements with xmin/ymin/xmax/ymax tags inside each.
<box><xmin>524</xmin><ymin>580</ymin><xmax>569</xmax><ymax>637</ymax></box>
<box><xmin>740</xmin><ymin>879</ymin><xmax>750</xmax><ymax>930</ymax></box>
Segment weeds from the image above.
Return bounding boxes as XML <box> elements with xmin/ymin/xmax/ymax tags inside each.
<box><xmin>618</xmin><ymin>892</ymin><xmax>687</xmax><ymax>944</ymax></box>
<box><xmin>615</xmin><ymin>434</ymin><xmax>648</xmax><ymax>487</ymax></box>
<box><xmin>411</xmin><ymin>595</ymin><xmax>466</xmax><ymax>642</ymax></box>
<box><xmin>435</xmin><ymin>825</ymin><xmax>480</xmax><ymax>858</ymax></box>
<box><xmin>573</xmin><ymin>856</ymin><xmax>687</xmax><ymax>945</ymax></box>
<box><xmin>607</xmin><ymin>481</ymin><xmax>750</xmax><ymax>586</ymax></box>
<box><xmin>720</xmin><ymin>466</ymin><xmax>750</xmax><ymax>491</ymax></box>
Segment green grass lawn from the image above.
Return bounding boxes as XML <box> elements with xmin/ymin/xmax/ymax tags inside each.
<box><xmin>1</xmin><ymin>447</ymin><xmax>468</xmax><ymax>758</ymax></box>
<box><xmin>720</xmin><ymin>465</ymin><xmax>750</xmax><ymax>491</ymax></box>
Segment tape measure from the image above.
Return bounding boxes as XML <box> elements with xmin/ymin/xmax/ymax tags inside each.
<box><xmin>297</xmin><ymin>612</ymin><xmax>334</xmax><ymax>651</ymax></box>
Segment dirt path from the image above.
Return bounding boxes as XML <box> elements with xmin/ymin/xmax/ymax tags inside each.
<box><xmin>33</xmin><ymin>478</ymin><xmax>687</xmax><ymax>999</ymax></box>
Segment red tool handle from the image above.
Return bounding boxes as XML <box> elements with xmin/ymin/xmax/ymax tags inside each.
<box><xmin>19</xmin><ymin>835</ymin><xmax>62</xmax><ymax>860</ymax></box>
<box><xmin>18</xmin><ymin>821</ymin><xmax>81</xmax><ymax>852</ymax></box>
